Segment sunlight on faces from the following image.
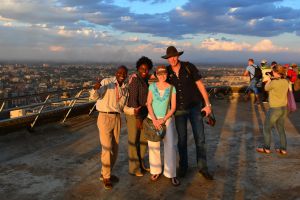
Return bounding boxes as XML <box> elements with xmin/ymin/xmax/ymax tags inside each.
<box><xmin>156</xmin><ymin>73</ymin><xmax>167</xmax><ymax>82</ymax></box>
<box><xmin>115</xmin><ymin>67</ymin><xmax>128</xmax><ymax>85</ymax></box>
<box><xmin>167</xmin><ymin>56</ymin><xmax>179</xmax><ymax>67</ymax></box>
<box><xmin>138</xmin><ymin>64</ymin><xmax>150</xmax><ymax>79</ymax></box>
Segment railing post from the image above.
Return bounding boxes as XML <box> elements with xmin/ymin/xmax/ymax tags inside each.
<box><xmin>88</xmin><ymin>99</ymin><xmax>98</xmax><ymax>115</ymax></box>
<box><xmin>61</xmin><ymin>90</ymin><xmax>83</xmax><ymax>123</ymax></box>
<box><xmin>30</xmin><ymin>95</ymin><xmax>50</xmax><ymax>129</ymax></box>
<box><xmin>0</xmin><ymin>102</ymin><xmax>5</xmax><ymax>112</ymax></box>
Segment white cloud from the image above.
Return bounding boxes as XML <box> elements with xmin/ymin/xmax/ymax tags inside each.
<box><xmin>36</xmin><ymin>23</ymin><xmax>47</xmax><ymax>28</ymax></box>
<box><xmin>273</xmin><ymin>18</ymin><xmax>285</xmax><ymax>22</ymax></box>
<box><xmin>248</xmin><ymin>19</ymin><xmax>257</xmax><ymax>26</ymax></box>
<box><xmin>120</xmin><ymin>16</ymin><xmax>132</xmax><ymax>21</ymax></box>
<box><xmin>175</xmin><ymin>7</ymin><xmax>193</xmax><ymax>17</ymax></box>
<box><xmin>127</xmin><ymin>36</ymin><xmax>139</xmax><ymax>42</ymax></box>
<box><xmin>49</xmin><ymin>45</ymin><xmax>65</xmax><ymax>52</ymax></box>
<box><xmin>3</xmin><ymin>22</ymin><xmax>12</xmax><ymax>27</ymax></box>
<box><xmin>200</xmin><ymin>38</ymin><xmax>251</xmax><ymax>51</ymax></box>
<box><xmin>159</xmin><ymin>40</ymin><xmax>177</xmax><ymax>46</ymax></box>
<box><xmin>199</xmin><ymin>38</ymin><xmax>288</xmax><ymax>53</ymax></box>
<box><xmin>250</xmin><ymin>39</ymin><xmax>288</xmax><ymax>52</ymax></box>
<box><xmin>63</xmin><ymin>7</ymin><xmax>78</xmax><ymax>12</ymax></box>
<box><xmin>228</xmin><ymin>8</ymin><xmax>238</xmax><ymax>13</ymax></box>
<box><xmin>0</xmin><ymin>15</ymin><xmax>13</xmax><ymax>22</ymax></box>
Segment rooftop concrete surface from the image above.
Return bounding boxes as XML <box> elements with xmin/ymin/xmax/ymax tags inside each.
<box><xmin>0</xmin><ymin>95</ymin><xmax>300</xmax><ymax>200</ymax></box>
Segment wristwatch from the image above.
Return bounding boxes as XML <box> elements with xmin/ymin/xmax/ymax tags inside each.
<box><xmin>206</xmin><ymin>103</ymin><xmax>212</xmax><ymax>107</ymax></box>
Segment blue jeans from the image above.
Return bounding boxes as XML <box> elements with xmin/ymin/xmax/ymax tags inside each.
<box><xmin>249</xmin><ymin>78</ymin><xmax>260</xmax><ymax>94</ymax></box>
<box><xmin>263</xmin><ymin>107</ymin><xmax>287</xmax><ymax>150</ymax></box>
<box><xmin>174</xmin><ymin>104</ymin><xmax>207</xmax><ymax>171</ymax></box>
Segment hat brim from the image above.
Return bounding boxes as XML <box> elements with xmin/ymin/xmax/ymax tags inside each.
<box><xmin>161</xmin><ymin>51</ymin><xmax>184</xmax><ymax>59</ymax></box>
<box><xmin>156</xmin><ymin>71</ymin><xmax>168</xmax><ymax>75</ymax></box>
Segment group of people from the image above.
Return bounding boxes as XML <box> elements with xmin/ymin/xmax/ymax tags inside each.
<box><xmin>91</xmin><ymin>48</ymin><xmax>299</xmax><ymax>190</ymax></box>
<box><xmin>90</xmin><ymin>46</ymin><xmax>213</xmax><ymax>190</ymax></box>
<box><xmin>243</xmin><ymin>59</ymin><xmax>299</xmax><ymax>155</ymax></box>
<box><xmin>244</xmin><ymin>59</ymin><xmax>299</xmax><ymax>104</ymax></box>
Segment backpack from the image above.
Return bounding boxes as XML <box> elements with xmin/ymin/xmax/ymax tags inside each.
<box><xmin>251</xmin><ymin>65</ymin><xmax>262</xmax><ymax>80</ymax></box>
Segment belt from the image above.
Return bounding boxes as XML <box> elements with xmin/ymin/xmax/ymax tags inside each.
<box><xmin>99</xmin><ymin>111</ymin><xmax>120</xmax><ymax>115</ymax></box>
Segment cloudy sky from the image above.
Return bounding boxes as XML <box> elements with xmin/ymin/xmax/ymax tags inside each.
<box><xmin>1</xmin><ymin>0</ymin><xmax>300</xmax><ymax>64</ymax></box>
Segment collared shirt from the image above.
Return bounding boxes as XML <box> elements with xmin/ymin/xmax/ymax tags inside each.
<box><xmin>167</xmin><ymin>61</ymin><xmax>203</xmax><ymax>110</ymax></box>
<box><xmin>90</xmin><ymin>77</ymin><xmax>128</xmax><ymax>113</ymax></box>
<box><xmin>127</xmin><ymin>73</ymin><xmax>149</xmax><ymax>119</ymax></box>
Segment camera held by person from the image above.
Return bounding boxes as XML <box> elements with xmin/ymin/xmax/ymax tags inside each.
<box><xmin>265</xmin><ymin>71</ymin><xmax>274</xmax><ymax>79</ymax></box>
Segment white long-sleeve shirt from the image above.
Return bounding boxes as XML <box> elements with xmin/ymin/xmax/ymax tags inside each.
<box><xmin>90</xmin><ymin>77</ymin><xmax>128</xmax><ymax>113</ymax></box>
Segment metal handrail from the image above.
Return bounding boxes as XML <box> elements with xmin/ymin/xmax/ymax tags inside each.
<box><xmin>0</xmin><ymin>87</ymin><xmax>97</xmax><ymax>129</ymax></box>
<box><xmin>0</xmin><ymin>87</ymin><xmax>91</xmax><ymax>102</ymax></box>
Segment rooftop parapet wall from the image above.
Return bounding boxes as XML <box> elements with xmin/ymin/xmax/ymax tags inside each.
<box><xmin>1</xmin><ymin>85</ymin><xmax>300</xmax><ymax>134</ymax></box>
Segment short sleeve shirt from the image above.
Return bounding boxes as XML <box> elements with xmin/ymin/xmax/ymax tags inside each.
<box><xmin>246</xmin><ymin>65</ymin><xmax>256</xmax><ymax>79</ymax></box>
<box><xmin>167</xmin><ymin>61</ymin><xmax>203</xmax><ymax>110</ymax></box>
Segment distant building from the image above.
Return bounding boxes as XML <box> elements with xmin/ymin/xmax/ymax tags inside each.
<box><xmin>10</xmin><ymin>109</ymin><xmax>25</xmax><ymax>118</ymax></box>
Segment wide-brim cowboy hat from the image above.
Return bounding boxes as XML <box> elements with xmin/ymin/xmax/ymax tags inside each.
<box><xmin>161</xmin><ymin>46</ymin><xmax>184</xmax><ymax>59</ymax></box>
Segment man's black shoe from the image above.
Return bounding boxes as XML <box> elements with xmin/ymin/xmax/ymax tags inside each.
<box><xmin>103</xmin><ymin>178</ymin><xmax>113</xmax><ymax>190</ymax></box>
<box><xmin>199</xmin><ymin>169</ymin><xmax>214</xmax><ymax>180</ymax></box>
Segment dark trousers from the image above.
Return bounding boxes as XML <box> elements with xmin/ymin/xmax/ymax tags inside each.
<box><xmin>174</xmin><ymin>104</ymin><xmax>208</xmax><ymax>172</ymax></box>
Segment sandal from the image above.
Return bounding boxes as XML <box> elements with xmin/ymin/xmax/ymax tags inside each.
<box><xmin>150</xmin><ymin>174</ymin><xmax>160</xmax><ymax>181</ymax></box>
<box><xmin>276</xmin><ymin>149</ymin><xmax>287</xmax><ymax>155</ymax></box>
<box><xmin>171</xmin><ymin>177</ymin><xmax>180</xmax><ymax>186</ymax></box>
<box><xmin>256</xmin><ymin>147</ymin><xmax>271</xmax><ymax>154</ymax></box>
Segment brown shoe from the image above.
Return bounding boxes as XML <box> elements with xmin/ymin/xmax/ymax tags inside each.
<box><xmin>134</xmin><ymin>171</ymin><xmax>144</xmax><ymax>177</ymax></box>
<box><xmin>100</xmin><ymin>174</ymin><xmax>119</xmax><ymax>182</ymax></box>
<box><xmin>103</xmin><ymin>178</ymin><xmax>112</xmax><ymax>190</ymax></box>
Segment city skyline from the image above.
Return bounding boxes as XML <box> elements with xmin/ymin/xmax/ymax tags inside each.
<box><xmin>1</xmin><ymin>0</ymin><xmax>300</xmax><ymax>63</ymax></box>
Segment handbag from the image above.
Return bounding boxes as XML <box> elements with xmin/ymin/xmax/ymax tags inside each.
<box><xmin>143</xmin><ymin>86</ymin><xmax>173</xmax><ymax>142</ymax></box>
<box><xmin>287</xmin><ymin>90</ymin><xmax>297</xmax><ymax>112</ymax></box>
<box><xmin>143</xmin><ymin>118</ymin><xmax>167</xmax><ymax>142</ymax></box>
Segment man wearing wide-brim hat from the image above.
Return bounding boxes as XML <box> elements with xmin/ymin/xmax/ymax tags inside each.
<box><xmin>162</xmin><ymin>46</ymin><xmax>213</xmax><ymax>180</ymax></box>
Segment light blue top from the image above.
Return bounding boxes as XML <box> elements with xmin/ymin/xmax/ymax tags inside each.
<box><xmin>149</xmin><ymin>83</ymin><xmax>176</xmax><ymax>118</ymax></box>
<box><xmin>246</xmin><ymin>64</ymin><xmax>257</xmax><ymax>79</ymax></box>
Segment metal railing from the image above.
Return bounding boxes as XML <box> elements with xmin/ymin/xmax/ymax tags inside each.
<box><xmin>0</xmin><ymin>87</ymin><xmax>96</xmax><ymax>130</ymax></box>
<box><xmin>0</xmin><ymin>85</ymin><xmax>245</xmax><ymax>133</ymax></box>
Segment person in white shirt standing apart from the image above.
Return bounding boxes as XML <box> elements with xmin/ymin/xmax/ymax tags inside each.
<box><xmin>91</xmin><ymin>65</ymin><xmax>128</xmax><ymax>190</ymax></box>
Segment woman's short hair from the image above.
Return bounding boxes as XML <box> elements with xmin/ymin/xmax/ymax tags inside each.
<box><xmin>136</xmin><ymin>56</ymin><xmax>153</xmax><ymax>70</ymax></box>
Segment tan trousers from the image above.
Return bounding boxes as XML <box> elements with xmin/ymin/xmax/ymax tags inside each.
<box><xmin>125</xmin><ymin>114</ymin><xmax>148</xmax><ymax>174</ymax></box>
<box><xmin>97</xmin><ymin>112</ymin><xmax>121</xmax><ymax>179</ymax></box>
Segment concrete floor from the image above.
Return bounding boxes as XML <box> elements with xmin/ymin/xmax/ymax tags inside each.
<box><xmin>0</xmin><ymin>95</ymin><xmax>300</xmax><ymax>200</ymax></box>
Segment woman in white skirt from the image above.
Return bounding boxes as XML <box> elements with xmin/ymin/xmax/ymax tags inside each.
<box><xmin>146</xmin><ymin>65</ymin><xmax>180</xmax><ymax>186</ymax></box>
